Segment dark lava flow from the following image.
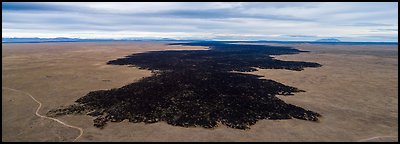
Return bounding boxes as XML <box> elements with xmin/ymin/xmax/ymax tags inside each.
<box><xmin>47</xmin><ymin>41</ymin><xmax>322</xmax><ymax>130</ymax></box>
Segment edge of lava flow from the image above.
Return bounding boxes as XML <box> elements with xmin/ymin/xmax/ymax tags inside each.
<box><xmin>47</xmin><ymin>41</ymin><xmax>322</xmax><ymax>130</ymax></box>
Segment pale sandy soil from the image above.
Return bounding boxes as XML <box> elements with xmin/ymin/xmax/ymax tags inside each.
<box><xmin>2</xmin><ymin>42</ymin><xmax>398</xmax><ymax>142</ymax></box>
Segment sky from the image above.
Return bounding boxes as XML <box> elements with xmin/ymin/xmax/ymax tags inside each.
<box><xmin>2</xmin><ymin>2</ymin><xmax>398</xmax><ymax>42</ymax></box>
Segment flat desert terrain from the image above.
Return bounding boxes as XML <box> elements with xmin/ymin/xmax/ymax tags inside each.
<box><xmin>2</xmin><ymin>42</ymin><xmax>398</xmax><ymax>142</ymax></box>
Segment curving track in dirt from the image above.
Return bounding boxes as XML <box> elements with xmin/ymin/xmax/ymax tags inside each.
<box><xmin>2</xmin><ymin>87</ymin><xmax>84</xmax><ymax>142</ymax></box>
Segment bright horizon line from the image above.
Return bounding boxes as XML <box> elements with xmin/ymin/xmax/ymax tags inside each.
<box><xmin>2</xmin><ymin>36</ymin><xmax>398</xmax><ymax>43</ymax></box>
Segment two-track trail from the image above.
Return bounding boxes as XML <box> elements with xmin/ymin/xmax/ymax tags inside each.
<box><xmin>2</xmin><ymin>87</ymin><xmax>84</xmax><ymax>142</ymax></box>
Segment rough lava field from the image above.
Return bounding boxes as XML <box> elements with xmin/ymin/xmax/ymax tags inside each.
<box><xmin>47</xmin><ymin>41</ymin><xmax>322</xmax><ymax>130</ymax></box>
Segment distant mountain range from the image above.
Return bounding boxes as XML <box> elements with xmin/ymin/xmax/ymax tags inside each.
<box><xmin>315</xmin><ymin>38</ymin><xmax>342</xmax><ymax>42</ymax></box>
<box><xmin>2</xmin><ymin>37</ymin><xmax>397</xmax><ymax>45</ymax></box>
<box><xmin>315</xmin><ymin>38</ymin><xmax>341</xmax><ymax>42</ymax></box>
<box><xmin>1</xmin><ymin>37</ymin><xmax>195</xmax><ymax>43</ymax></box>
<box><xmin>2</xmin><ymin>37</ymin><xmax>125</xmax><ymax>43</ymax></box>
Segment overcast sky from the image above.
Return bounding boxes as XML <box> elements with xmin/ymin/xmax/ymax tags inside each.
<box><xmin>2</xmin><ymin>2</ymin><xmax>398</xmax><ymax>41</ymax></box>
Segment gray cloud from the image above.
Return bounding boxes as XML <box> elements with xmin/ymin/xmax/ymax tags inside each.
<box><xmin>2</xmin><ymin>2</ymin><xmax>398</xmax><ymax>42</ymax></box>
<box><xmin>343</xmin><ymin>22</ymin><xmax>395</xmax><ymax>27</ymax></box>
<box><xmin>3</xmin><ymin>2</ymin><xmax>64</xmax><ymax>11</ymax></box>
<box><xmin>2</xmin><ymin>2</ymin><xmax>91</xmax><ymax>13</ymax></box>
<box><xmin>136</xmin><ymin>9</ymin><xmax>313</xmax><ymax>22</ymax></box>
<box><xmin>287</xmin><ymin>35</ymin><xmax>318</xmax><ymax>38</ymax></box>
<box><xmin>371</xmin><ymin>29</ymin><xmax>398</xmax><ymax>32</ymax></box>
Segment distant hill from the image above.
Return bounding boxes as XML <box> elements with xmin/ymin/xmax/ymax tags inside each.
<box><xmin>315</xmin><ymin>38</ymin><xmax>341</xmax><ymax>42</ymax></box>
<box><xmin>1</xmin><ymin>37</ymin><xmax>141</xmax><ymax>43</ymax></box>
<box><xmin>2</xmin><ymin>37</ymin><xmax>397</xmax><ymax>45</ymax></box>
<box><xmin>3</xmin><ymin>37</ymin><xmax>84</xmax><ymax>43</ymax></box>
<box><xmin>1</xmin><ymin>37</ymin><xmax>193</xmax><ymax>43</ymax></box>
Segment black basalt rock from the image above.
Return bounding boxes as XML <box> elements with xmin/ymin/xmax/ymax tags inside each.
<box><xmin>47</xmin><ymin>41</ymin><xmax>322</xmax><ymax>130</ymax></box>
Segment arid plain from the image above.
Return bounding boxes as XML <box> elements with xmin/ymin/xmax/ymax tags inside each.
<box><xmin>2</xmin><ymin>42</ymin><xmax>398</xmax><ymax>142</ymax></box>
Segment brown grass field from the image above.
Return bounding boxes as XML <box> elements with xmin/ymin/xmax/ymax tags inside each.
<box><xmin>2</xmin><ymin>42</ymin><xmax>398</xmax><ymax>142</ymax></box>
